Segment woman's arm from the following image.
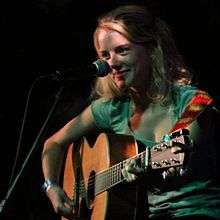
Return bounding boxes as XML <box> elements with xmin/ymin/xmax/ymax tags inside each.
<box><xmin>41</xmin><ymin>105</ymin><xmax>97</xmax><ymax>219</ymax></box>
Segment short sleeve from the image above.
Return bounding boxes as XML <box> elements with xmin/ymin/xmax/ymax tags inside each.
<box><xmin>179</xmin><ymin>86</ymin><xmax>213</xmax><ymax>115</ymax></box>
<box><xmin>173</xmin><ymin>85</ymin><xmax>198</xmax><ymax>118</ymax></box>
<box><xmin>91</xmin><ymin>98</ymin><xmax>112</xmax><ymax>130</ymax></box>
<box><xmin>91</xmin><ymin>97</ymin><xmax>131</xmax><ymax>134</ymax></box>
<box><xmin>171</xmin><ymin>85</ymin><xmax>213</xmax><ymax>133</ymax></box>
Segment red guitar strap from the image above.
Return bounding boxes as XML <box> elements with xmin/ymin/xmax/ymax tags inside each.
<box><xmin>170</xmin><ymin>90</ymin><xmax>213</xmax><ymax>133</ymax></box>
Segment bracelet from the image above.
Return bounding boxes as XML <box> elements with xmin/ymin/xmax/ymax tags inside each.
<box><xmin>42</xmin><ymin>179</ymin><xmax>58</xmax><ymax>192</ymax></box>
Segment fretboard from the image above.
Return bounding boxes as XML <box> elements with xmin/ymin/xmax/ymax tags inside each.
<box><xmin>94</xmin><ymin>150</ymin><xmax>147</xmax><ymax>196</ymax></box>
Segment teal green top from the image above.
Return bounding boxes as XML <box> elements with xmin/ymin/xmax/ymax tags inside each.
<box><xmin>91</xmin><ymin>85</ymin><xmax>220</xmax><ymax>219</ymax></box>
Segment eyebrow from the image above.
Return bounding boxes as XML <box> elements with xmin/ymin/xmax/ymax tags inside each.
<box><xmin>98</xmin><ymin>43</ymin><xmax>132</xmax><ymax>53</ymax></box>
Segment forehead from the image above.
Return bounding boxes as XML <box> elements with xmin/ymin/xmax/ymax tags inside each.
<box><xmin>97</xmin><ymin>28</ymin><xmax>130</xmax><ymax>47</ymax></box>
<box><xmin>96</xmin><ymin>22</ymin><xmax>129</xmax><ymax>50</ymax></box>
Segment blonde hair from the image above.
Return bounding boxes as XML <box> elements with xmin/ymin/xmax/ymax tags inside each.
<box><xmin>92</xmin><ymin>5</ymin><xmax>192</xmax><ymax>101</ymax></box>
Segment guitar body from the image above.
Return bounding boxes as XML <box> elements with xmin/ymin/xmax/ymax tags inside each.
<box><xmin>62</xmin><ymin>133</ymin><xmax>148</xmax><ymax>220</ymax></box>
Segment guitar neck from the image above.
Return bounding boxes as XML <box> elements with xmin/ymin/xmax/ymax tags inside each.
<box><xmin>94</xmin><ymin>151</ymin><xmax>146</xmax><ymax>196</ymax></box>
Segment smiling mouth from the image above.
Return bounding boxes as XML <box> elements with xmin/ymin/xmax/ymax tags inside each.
<box><xmin>113</xmin><ymin>73</ymin><xmax>125</xmax><ymax>81</ymax></box>
<box><xmin>113</xmin><ymin>70</ymin><xmax>128</xmax><ymax>75</ymax></box>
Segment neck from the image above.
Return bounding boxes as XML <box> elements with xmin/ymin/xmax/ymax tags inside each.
<box><xmin>128</xmin><ymin>87</ymin><xmax>150</xmax><ymax>111</ymax></box>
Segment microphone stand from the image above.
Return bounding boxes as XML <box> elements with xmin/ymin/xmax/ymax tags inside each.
<box><xmin>0</xmin><ymin>84</ymin><xmax>64</xmax><ymax>216</ymax></box>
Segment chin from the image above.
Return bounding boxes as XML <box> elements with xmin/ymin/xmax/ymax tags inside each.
<box><xmin>116</xmin><ymin>82</ymin><xmax>127</xmax><ymax>90</ymax></box>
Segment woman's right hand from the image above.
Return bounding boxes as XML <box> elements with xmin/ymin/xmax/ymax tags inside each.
<box><xmin>46</xmin><ymin>185</ymin><xmax>75</xmax><ymax>220</ymax></box>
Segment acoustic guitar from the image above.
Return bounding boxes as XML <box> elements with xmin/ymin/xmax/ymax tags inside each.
<box><xmin>62</xmin><ymin>130</ymin><xmax>189</xmax><ymax>220</ymax></box>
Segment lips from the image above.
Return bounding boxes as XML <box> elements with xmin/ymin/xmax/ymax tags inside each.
<box><xmin>113</xmin><ymin>71</ymin><xmax>125</xmax><ymax>78</ymax></box>
<box><xmin>113</xmin><ymin>70</ymin><xmax>128</xmax><ymax>75</ymax></box>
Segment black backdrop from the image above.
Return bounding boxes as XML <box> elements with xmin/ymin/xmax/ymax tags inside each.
<box><xmin>0</xmin><ymin>0</ymin><xmax>219</xmax><ymax>219</ymax></box>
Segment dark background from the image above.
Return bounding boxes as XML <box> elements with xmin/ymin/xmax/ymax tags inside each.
<box><xmin>0</xmin><ymin>0</ymin><xmax>219</xmax><ymax>219</ymax></box>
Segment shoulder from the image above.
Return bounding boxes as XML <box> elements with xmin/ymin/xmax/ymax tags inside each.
<box><xmin>91</xmin><ymin>97</ymin><xmax>111</xmax><ymax>109</ymax></box>
<box><xmin>90</xmin><ymin>98</ymin><xmax>112</xmax><ymax>122</ymax></box>
<box><xmin>173</xmin><ymin>85</ymin><xmax>197</xmax><ymax>105</ymax></box>
<box><xmin>90</xmin><ymin>96</ymin><xmax>130</xmax><ymax>130</ymax></box>
<box><xmin>91</xmin><ymin>96</ymin><xmax>130</xmax><ymax>111</ymax></box>
<box><xmin>172</xmin><ymin>85</ymin><xmax>213</xmax><ymax>115</ymax></box>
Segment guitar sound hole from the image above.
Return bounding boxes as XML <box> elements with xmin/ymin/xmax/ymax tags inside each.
<box><xmin>87</xmin><ymin>170</ymin><xmax>95</xmax><ymax>208</ymax></box>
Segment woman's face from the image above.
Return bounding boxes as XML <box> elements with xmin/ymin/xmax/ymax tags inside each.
<box><xmin>96</xmin><ymin>27</ymin><xmax>149</xmax><ymax>91</ymax></box>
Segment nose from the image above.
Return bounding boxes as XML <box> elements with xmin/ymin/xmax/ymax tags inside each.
<box><xmin>108</xmin><ymin>53</ymin><xmax>122</xmax><ymax>71</ymax></box>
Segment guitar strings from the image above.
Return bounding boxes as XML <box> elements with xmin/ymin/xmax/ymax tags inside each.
<box><xmin>72</xmin><ymin>157</ymin><xmax>133</xmax><ymax>197</ymax></box>
<box><xmin>73</xmin><ymin>147</ymin><xmax>164</xmax><ymax>197</ymax></box>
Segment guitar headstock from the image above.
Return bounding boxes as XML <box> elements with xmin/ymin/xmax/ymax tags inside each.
<box><xmin>150</xmin><ymin>129</ymin><xmax>190</xmax><ymax>170</ymax></box>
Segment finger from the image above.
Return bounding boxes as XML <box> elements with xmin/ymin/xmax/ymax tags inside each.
<box><xmin>58</xmin><ymin>205</ymin><xmax>75</xmax><ymax>220</ymax></box>
<box><xmin>127</xmin><ymin>173</ymin><xmax>137</xmax><ymax>182</ymax></box>
<box><xmin>64</xmin><ymin>194</ymin><xmax>74</xmax><ymax>208</ymax></box>
<box><xmin>48</xmin><ymin>188</ymin><xmax>74</xmax><ymax>218</ymax></box>
<box><xmin>122</xmin><ymin>165</ymin><xmax>138</xmax><ymax>182</ymax></box>
<box><xmin>130</xmin><ymin>158</ymin><xmax>141</xmax><ymax>167</ymax></box>
<box><xmin>171</xmin><ymin>146</ymin><xmax>183</xmax><ymax>154</ymax></box>
<box><xmin>122</xmin><ymin>159</ymin><xmax>142</xmax><ymax>182</ymax></box>
<box><xmin>127</xmin><ymin>166</ymin><xmax>144</xmax><ymax>174</ymax></box>
<box><xmin>162</xmin><ymin>167</ymin><xmax>180</xmax><ymax>179</ymax></box>
<box><xmin>171</xmin><ymin>141</ymin><xmax>187</xmax><ymax>153</ymax></box>
<box><xmin>121</xmin><ymin>168</ymin><xmax>129</xmax><ymax>182</ymax></box>
<box><xmin>125</xmin><ymin>162</ymin><xmax>134</xmax><ymax>173</ymax></box>
<box><xmin>125</xmin><ymin>163</ymin><xmax>138</xmax><ymax>182</ymax></box>
<box><xmin>166</xmin><ymin>167</ymin><xmax>177</xmax><ymax>177</ymax></box>
<box><xmin>126</xmin><ymin>160</ymin><xmax>144</xmax><ymax>174</ymax></box>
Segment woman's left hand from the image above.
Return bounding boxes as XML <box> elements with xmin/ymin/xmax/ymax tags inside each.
<box><xmin>122</xmin><ymin>158</ymin><xmax>144</xmax><ymax>182</ymax></box>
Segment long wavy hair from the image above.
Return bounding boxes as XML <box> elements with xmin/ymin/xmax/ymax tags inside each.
<box><xmin>92</xmin><ymin>5</ymin><xmax>192</xmax><ymax>101</ymax></box>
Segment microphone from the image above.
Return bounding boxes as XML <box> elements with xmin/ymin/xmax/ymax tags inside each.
<box><xmin>51</xmin><ymin>59</ymin><xmax>111</xmax><ymax>81</ymax></box>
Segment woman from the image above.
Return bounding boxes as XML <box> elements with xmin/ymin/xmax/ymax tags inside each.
<box><xmin>42</xmin><ymin>5</ymin><xmax>220</xmax><ymax>220</ymax></box>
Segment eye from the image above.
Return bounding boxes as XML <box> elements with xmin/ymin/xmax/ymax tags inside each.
<box><xmin>99</xmin><ymin>51</ymin><xmax>110</xmax><ymax>60</ymax></box>
<box><xmin>116</xmin><ymin>46</ymin><xmax>130</xmax><ymax>55</ymax></box>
